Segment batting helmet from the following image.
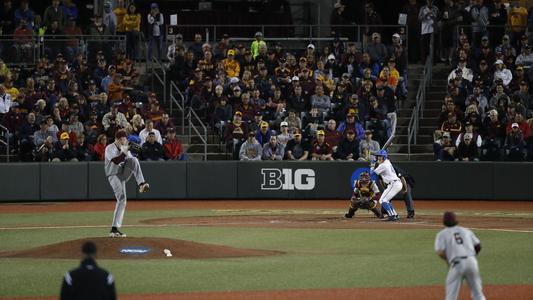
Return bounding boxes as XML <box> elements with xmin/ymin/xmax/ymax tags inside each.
<box><xmin>372</xmin><ymin>149</ymin><xmax>388</xmax><ymax>159</ymax></box>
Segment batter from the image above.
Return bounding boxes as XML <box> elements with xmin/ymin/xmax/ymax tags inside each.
<box><xmin>435</xmin><ymin>211</ymin><xmax>485</xmax><ymax>300</ymax></box>
<box><xmin>371</xmin><ymin>149</ymin><xmax>401</xmax><ymax>221</ymax></box>
<box><xmin>105</xmin><ymin>130</ymin><xmax>150</xmax><ymax>237</ymax></box>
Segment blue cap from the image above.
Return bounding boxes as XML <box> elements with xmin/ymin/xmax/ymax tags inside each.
<box><xmin>151</xmin><ymin>3</ymin><xmax>158</xmax><ymax>8</ymax></box>
<box><xmin>372</xmin><ymin>149</ymin><xmax>388</xmax><ymax>159</ymax></box>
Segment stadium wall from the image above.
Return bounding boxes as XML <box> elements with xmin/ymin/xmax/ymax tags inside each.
<box><xmin>0</xmin><ymin>162</ymin><xmax>531</xmax><ymax>202</ymax></box>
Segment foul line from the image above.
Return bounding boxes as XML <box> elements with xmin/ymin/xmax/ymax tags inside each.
<box><xmin>0</xmin><ymin>221</ymin><xmax>532</xmax><ymax>233</ymax></box>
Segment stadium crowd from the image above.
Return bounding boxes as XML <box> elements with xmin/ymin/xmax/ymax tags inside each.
<box><xmin>425</xmin><ymin>0</ymin><xmax>533</xmax><ymax>161</ymax></box>
<box><xmin>0</xmin><ymin>0</ymin><xmax>407</xmax><ymax>162</ymax></box>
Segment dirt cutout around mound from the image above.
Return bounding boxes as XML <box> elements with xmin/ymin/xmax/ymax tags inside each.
<box><xmin>0</xmin><ymin>237</ymin><xmax>283</xmax><ymax>260</ymax></box>
<box><xmin>143</xmin><ymin>213</ymin><xmax>533</xmax><ymax>231</ymax></box>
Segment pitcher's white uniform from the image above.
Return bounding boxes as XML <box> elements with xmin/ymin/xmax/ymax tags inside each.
<box><xmin>435</xmin><ymin>226</ymin><xmax>485</xmax><ymax>300</ymax></box>
<box><xmin>105</xmin><ymin>143</ymin><xmax>145</xmax><ymax>229</ymax></box>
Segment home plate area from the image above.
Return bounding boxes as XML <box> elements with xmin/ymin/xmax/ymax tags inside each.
<box><xmin>0</xmin><ymin>237</ymin><xmax>283</xmax><ymax>260</ymax></box>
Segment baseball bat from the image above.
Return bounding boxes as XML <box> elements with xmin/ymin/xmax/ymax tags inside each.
<box><xmin>370</xmin><ymin>112</ymin><xmax>397</xmax><ymax>171</ymax></box>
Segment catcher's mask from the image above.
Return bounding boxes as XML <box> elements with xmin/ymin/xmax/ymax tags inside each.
<box><xmin>359</xmin><ymin>171</ymin><xmax>371</xmax><ymax>184</ymax></box>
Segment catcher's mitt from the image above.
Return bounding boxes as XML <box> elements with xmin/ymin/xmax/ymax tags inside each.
<box><xmin>129</xmin><ymin>142</ymin><xmax>142</xmax><ymax>157</ymax></box>
<box><xmin>350</xmin><ymin>196</ymin><xmax>376</xmax><ymax>210</ymax></box>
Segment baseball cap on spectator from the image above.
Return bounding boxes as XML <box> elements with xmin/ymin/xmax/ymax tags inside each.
<box><xmin>255</xmin><ymin>111</ymin><xmax>263</xmax><ymax>116</ymax></box>
<box><xmin>494</xmin><ymin>59</ymin><xmax>504</xmax><ymax>65</ymax></box>
<box><xmin>279</xmin><ymin>57</ymin><xmax>287</xmax><ymax>63</ymax></box>
<box><xmin>392</xmin><ymin>33</ymin><xmax>401</xmax><ymax>40</ymax></box>
<box><xmin>234</xmin><ymin>111</ymin><xmax>242</xmax><ymax>116</ymax></box>
<box><xmin>511</xmin><ymin>123</ymin><xmax>519</xmax><ymax>128</ymax></box>
<box><xmin>227</xmin><ymin>49</ymin><xmax>235</xmax><ymax>56</ymax></box>
<box><xmin>316</xmin><ymin>130</ymin><xmax>325</xmax><ymax>136</ymax></box>
<box><xmin>489</xmin><ymin>110</ymin><xmax>498</xmax><ymax>116</ymax></box>
<box><xmin>465</xmin><ymin>121</ymin><xmax>472</xmax><ymax>126</ymax></box>
<box><xmin>307</xmin><ymin>43</ymin><xmax>315</xmax><ymax>49</ymax></box>
<box><xmin>230</xmin><ymin>77</ymin><xmax>239</xmax><ymax>84</ymax></box>
<box><xmin>520</xmin><ymin>80</ymin><xmax>528</xmax><ymax>85</ymax></box>
<box><xmin>372</xmin><ymin>32</ymin><xmax>380</xmax><ymax>39</ymax></box>
<box><xmin>233</xmin><ymin>86</ymin><xmax>241</xmax><ymax>92</ymax></box>
<box><xmin>151</xmin><ymin>3</ymin><xmax>158</xmax><ymax>9</ymax></box>
<box><xmin>292</xmin><ymin>76</ymin><xmax>299</xmax><ymax>82</ymax></box>
<box><xmin>481</xmin><ymin>36</ymin><xmax>489</xmax><ymax>41</ymax></box>
<box><xmin>167</xmin><ymin>127</ymin><xmax>176</xmax><ymax>133</ymax></box>
<box><xmin>521</xmin><ymin>34</ymin><xmax>528</xmax><ymax>40</ymax></box>
<box><xmin>255</xmin><ymin>31</ymin><xmax>263</xmax><ymax>37</ymax></box>
<box><xmin>327</xmin><ymin>54</ymin><xmax>336</xmax><ymax>60</ymax></box>
<box><xmin>260</xmin><ymin>121</ymin><xmax>269</xmax><ymax>128</ymax></box>
<box><xmin>364</xmin><ymin>129</ymin><xmax>373</xmax><ymax>135</ymax></box>
<box><xmin>108</xmin><ymin>65</ymin><xmax>116</xmax><ymax>71</ymax></box>
<box><xmin>194</xmin><ymin>68</ymin><xmax>201</xmax><ymax>73</ymax></box>
<box><xmin>248</xmin><ymin>131</ymin><xmax>256</xmax><ymax>137</ymax></box>
<box><xmin>60</xmin><ymin>132</ymin><xmax>70</xmax><ymax>140</ymax></box>
<box><xmin>280</xmin><ymin>121</ymin><xmax>288</xmax><ymax>127</ymax></box>
<box><xmin>176</xmin><ymin>33</ymin><xmax>183</xmax><ymax>39</ymax></box>
<box><xmin>299</xmin><ymin>57</ymin><xmax>307</xmax><ymax>62</ymax></box>
<box><xmin>516</xmin><ymin>65</ymin><xmax>525</xmax><ymax>71</ymax></box>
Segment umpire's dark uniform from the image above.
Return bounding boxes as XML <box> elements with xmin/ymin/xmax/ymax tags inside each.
<box><xmin>393</xmin><ymin>165</ymin><xmax>415</xmax><ymax>218</ymax></box>
<box><xmin>60</xmin><ymin>257</ymin><xmax>116</xmax><ymax>300</ymax></box>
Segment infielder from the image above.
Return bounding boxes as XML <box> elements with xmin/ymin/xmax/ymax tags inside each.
<box><xmin>105</xmin><ymin>130</ymin><xmax>150</xmax><ymax>237</ymax></box>
<box><xmin>435</xmin><ymin>212</ymin><xmax>485</xmax><ymax>300</ymax></box>
<box><xmin>371</xmin><ymin>149</ymin><xmax>401</xmax><ymax>221</ymax></box>
<box><xmin>344</xmin><ymin>171</ymin><xmax>382</xmax><ymax>219</ymax></box>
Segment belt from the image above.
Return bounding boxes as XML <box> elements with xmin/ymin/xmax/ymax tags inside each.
<box><xmin>451</xmin><ymin>256</ymin><xmax>468</xmax><ymax>267</ymax></box>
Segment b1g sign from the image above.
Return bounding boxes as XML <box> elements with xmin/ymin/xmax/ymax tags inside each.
<box><xmin>261</xmin><ymin>168</ymin><xmax>315</xmax><ymax>190</ymax></box>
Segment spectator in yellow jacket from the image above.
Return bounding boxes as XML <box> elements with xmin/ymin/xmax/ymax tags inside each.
<box><xmin>114</xmin><ymin>0</ymin><xmax>127</xmax><ymax>34</ymax></box>
<box><xmin>223</xmin><ymin>49</ymin><xmax>241</xmax><ymax>78</ymax></box>
<box><xmin>124</xmin><ymin>3</ymin><xmax>141</xmax><ymax>60</ymax></box>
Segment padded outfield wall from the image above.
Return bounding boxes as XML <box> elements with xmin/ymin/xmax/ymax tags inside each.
<box><xmin>0</xmin><ymin>161</ymin><xmax>531</xmax><ymax>202</ymax></box>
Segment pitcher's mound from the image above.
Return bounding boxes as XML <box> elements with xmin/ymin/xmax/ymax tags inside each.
<box><xmin>0</xmin><ymin>237</ymin><xmax>283</xmax><ymax>259</ymax></box>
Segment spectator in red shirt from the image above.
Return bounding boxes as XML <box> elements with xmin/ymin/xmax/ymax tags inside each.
<box><xmin>506</xmin><ymin>113</ymin><xmax>531</xmax><ymax>137</ymax></box>
<box><xmin>164</xmin><ymin>128</ymin><xmax>185</xmax><ymax>160</ymax></box>
<box><xmin>325</xmin><ymin>119</ymin><xmax>343</xmax><ymax>150</ymax></box>
<box><xmin>92</xmin><ymin>134</ymin><xmax>108</xmax><ymax>161</ymax></box>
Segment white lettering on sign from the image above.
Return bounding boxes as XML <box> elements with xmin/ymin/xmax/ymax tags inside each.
<box><xmin>261</xmin><ymin>168</ymin><xmax>315</xmax><ymax>190</ymax></box>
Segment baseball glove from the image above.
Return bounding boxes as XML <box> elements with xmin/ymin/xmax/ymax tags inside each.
<box><xmin>129</xmin><ymin>142</ymin><xmax>142</xmax><ymax>157</ymax></box>
<box><xmin>351</xmin><ymin>196</ymin><xmax>375</xmax><ymax>210</ymax></box>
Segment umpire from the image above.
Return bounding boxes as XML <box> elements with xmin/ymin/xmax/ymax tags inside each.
<box><xmin>393</xmin><ymin>165</ymin><xmax>415</xmax><ymax>218</ymax></box>
<box><xmin>60</xmin><ymin>241</ymin><xmax>117</xmax><ymax>300</ymax></box>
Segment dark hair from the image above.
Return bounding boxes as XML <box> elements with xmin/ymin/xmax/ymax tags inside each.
<box><xmin>443</xmin><ymin>211</ymin><xmax>458</xmax><ymax>227</ymax></box>
<box><xmin>82</xmin><ymin>241</ymin><xmax>97</xmax><ymax>255</ymax></box>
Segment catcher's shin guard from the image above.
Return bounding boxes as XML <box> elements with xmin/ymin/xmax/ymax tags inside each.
<box><xmin>344</xmin><ymin>207</ymin><xmax>357</xmax><ymax>218</ymax></box>
<box><xmin>371</xmin><ymin>207</ymin><xmax>383</xmax><ymax>218</ymax></box>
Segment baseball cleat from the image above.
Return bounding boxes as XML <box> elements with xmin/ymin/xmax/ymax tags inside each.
<box><xmin>407</xmin><ymin>210</ymin><xmax>415</xmax><ymax>219</ymax></box>
<box><xmin>109</xmin><ymin>228</ymin><xmax>127</xmax><ymax>238</ymax></box>
<box><xmin>138</xmin><ymin>182</ymin><xmax>150</xmax><ymax>193</ymax></box>
<box><xmin>382</xmin><ymin>215</ymin><xmax>399</xmax><ymax>222</ymax></box>
<box><xmin>344</xmin><ymin>213</ymin><xmax>354</xmax><ymax>219</ymax></box>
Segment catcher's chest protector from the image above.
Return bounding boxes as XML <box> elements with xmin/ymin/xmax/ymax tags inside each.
<box><xmin>356</xmin><ymin>181</ymin><xmax>374</xmax><ymax>198</ymax></box>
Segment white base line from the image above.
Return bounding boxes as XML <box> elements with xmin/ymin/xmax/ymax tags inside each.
<box><xmin>0</xmin><ymin>221</ymin><xmax>531</xmax><ymax>233</ymax></box>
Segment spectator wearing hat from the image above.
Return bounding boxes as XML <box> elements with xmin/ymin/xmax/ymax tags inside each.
<box><xmin>223</xmin><ymin>49</ymin><xmax>240</xmax><ymax>78</ymax></box>
<box><xmin>284</xmin><ymin>129</ymin><xmax>309</xmax><ymax>160</ymax></box>
<box><xmin>212</xmin><ymin>94</ymin><xmax>232</xmax><ymax>134</ymax></box>
<box><xmin>467</xmin><ymin>85</ymin><xmax>489</xmax><ymax>117</ymax></box>
<box><xmin>34</xmin><ymin>119</ymin><xmax>57</xmax><ymax>149</ymax></box>
<box><xmin>251</xmin><ymin>32</ymin><xmax>267</xmax><ymax>60</ymax></box>
<box><xmin>515</xmin><ymin>45</ymin><xmax>533</xmax><ymax>67</ymax></box>
<box><xmin>68</xmin><ymin>114</ymin><xmax>84</xmax><ymax>136</ymax></box>
<box><xmin>357</xmin><ymin>52</ymin><xmax>380</xmax><ymax>79</ymax></box>
<box><xmin>506</xmin><ymin>113</ymin><xmax>531</xmax><ymax>137</ymax></box>
<box><xmin>434</xmin><ymin>131</ymin><xmax>456</xmax><ymax>161</ymax></box>
<box><xmin>330</xmin><ymin>2</ymin><xmax>348</xmax><ymax>37</ymax></box>
<box><xmin>336</xmin><ymin>128</ymin><xmax>360</xmax><ymax>161</ymax></box>
<box><xmin>52</xmin><ymin>131</ymin><xmax>77</xmax><ymax>162</ymax></box>
<box><xmin>302</xmin><ymin>106</ymin><xmax>324</xmax><ymax>138</ymax></box>
<box><xmin>359</xmin><ymin>129</ymin><xmax>380</xmax><ymax>161</ymax></box>
<box><xmin>239</xmin><ymin>131</ymin><xmax>262</xmax><ymax>161</ymax></box>
<box><xmin>504</xmin><ymin>122</ymin><xmax>526</xmax><ymax>161</ymax></box>
<box><xmin>141</xmin><ymin>132</ymin><xmax>165</xmax><ymax>161</ymax></box>
<box><xmin>311</xmin><ymin>130</ymin><xmax>333</xmax><ymax>161</ymax></box>
<box><xmin>147</xmin><ymin>3</ymin><xmax>164</xmax><ymax>61</ymax></box>
<box><xmin>366</xmin><ymin>32</ymin><xmax>388</xmax><ymax>65</ymax></box>
<box><xmin>262</xmin><ymin>135</ymin><xmax>285</xmax><ymax>160</ymax></box>
<box><xmin>277</xmin><ymin>121</ymin><xmax>292</xmax><ymax>146</ymax></box>
<box><xmin>441</xmin><ymin>112</ymin><xmax>463</xmax><ymax>140</ymax></box>
<box><xmin>224</xmin><ymin>111</ymin><xmax>248</xmax><ymax>159</ymax></box>
<box><xmin>283</xmin><ymin>109</ymin><xmax>302</xmax><ymax>133</ymax></box>
<box><xmin>72</xmin><ymin>133</ymin><xmax>92</xmax><ymax>161</ymax></box>
<box><xmin>83</xmin><ymin>80</ymin><xmax>102</xmax><ymax>104</ymax></box>
<box><xmin>456</xmin><ymin>132</ymin><xmax>480</xmax><ymax>161</ymax></box>
<box><xmin>60</xmin><ymin>241</ymin><xmax>117</xmax><ymax>300</ymax></box>
<box><xmin>123</xmin><ymin>3</ymin><xmax>141</xmax><ymax>60</ymax></box>
<box><xmin>493</xmin><ymin>59</ymin><xmax>513</xmax><ymax>86</ymax></box>
<box><xmin>255</xmin><ymin>121</ymin><xmax>272</xmax><ymax>146</ymax></box>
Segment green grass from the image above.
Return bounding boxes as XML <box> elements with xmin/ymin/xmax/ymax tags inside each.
<box><xmin>0</xmin><ymin>209</ymin><xmax>532</xmax><ymax>297</ymax></box>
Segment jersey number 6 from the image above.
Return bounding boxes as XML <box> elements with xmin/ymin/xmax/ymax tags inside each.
<box><xmin>454</xmin><ymin>232</ymin><xmax>464</xmax><ymax>244</ymax></box>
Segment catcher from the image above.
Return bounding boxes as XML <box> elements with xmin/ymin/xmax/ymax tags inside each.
<box><xmin>344</xmin><ymin>171</ymin><xmax>382</xmax><ymax>219</ymax></box>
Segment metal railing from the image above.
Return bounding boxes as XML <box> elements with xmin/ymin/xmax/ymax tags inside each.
<box><xmin>167</xmin><ymin>24</ymin><xmax>407</xmax><ymax>52</ymax></box>
<box><xmin>407</xmin><ymin>33</ymin><xmax>434</xmax><ymax>160</ymax></box>
<box><xmin>0</xmin><ymin>125</ymin><xmax>10</xmax><ymax>162</ymax></box>
<box><xmin>169</xmin><ymin>81</ymin><xmax>186</xmax><ymax>135</ymax></box>
<box><xmin>187</xmin><ymin>107</ymin><xmax>208</xmax><ymax>161</ymax></box>
<box><xmin>150</xmin><ymin>56</ymin><xmax>167</xmax><ymax>105</ymax></box>
<box><xmin>1</xmin><ymin>34</ymin><xmax>126</xmax><ymax>65</ymax></box>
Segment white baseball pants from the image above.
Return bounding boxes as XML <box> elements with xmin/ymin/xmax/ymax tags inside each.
<box><xmin>108</xmin><ymin>157</ymin><xmax>145</xmax><ymax>228</ymax></box>
<box><xmin>446</xmin><ymin>256</ymin><xmax>485</xmax><ymax>300</ymax></box>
